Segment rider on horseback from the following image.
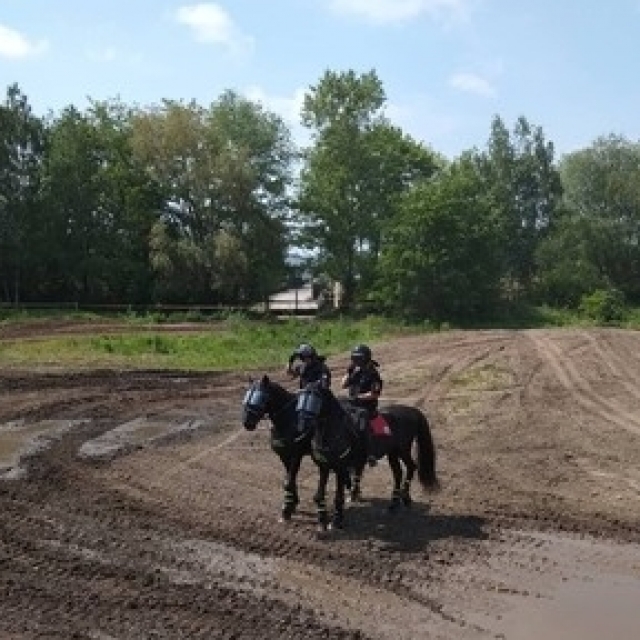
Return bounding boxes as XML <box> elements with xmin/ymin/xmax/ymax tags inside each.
<box><xmin>341</xmin><ymin>344</ymin><xmax>383</xmax><ymax>467</ymax></box>
<box><xmin>286</xmin><ymin>343</ymin><xmax>332</xmax><ymax>389</ymax></box>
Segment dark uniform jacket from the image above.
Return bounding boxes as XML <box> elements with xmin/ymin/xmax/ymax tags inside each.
<box><xmin>343</xmin><ymin>363</ymin><xmax>383</xmax><ymax>416</ymax></box>
<box><xmin>289</xmin><ymin>356</ymin><xmax>332</xmax><ymax>389</ymax></box>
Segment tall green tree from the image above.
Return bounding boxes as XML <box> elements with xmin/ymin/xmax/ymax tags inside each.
<box><xmin>132</xmin><ymin>92</ymin><xmax>293</xmax><ymax>303</ymax></box>
<box><xmin>298</xmin><ymin>70</ymin><xmax>386</xmax><ymax>306</ymax></box>
<box><xmin>378</xmin><ymin>156</ymin><xmax>503</xmax><ymax>320</ymax></box>
<box><xmin>475</xmin><ymin>116</ymin><xmax>563</xmax><ymax>298</ymax></box>
<box><xmin>41</xmin><ymin>100</ymin><xmax>160</xmax><ymax>302</ymax></box>
<box><xmin>298</xmin><ymin>69</ymin><xmax>438</xmax><ymax>306</ymax></box>
<box><xmin>209</xmin><ymin>91</ymin><xmax>294</xmax><ymax>302</ymax></box>
<box><xmin>0</xmin><ymin>84</ymin><xmax>45</xmax><ymax>303</ymax></box>
<box><xmin>41</xmin><ymin>106</ymin><xmax>104</xmax><ymax>300</ymax></box>
<box><xmin>540</xmin><ymin>135</ymin><xmax>640</xmax><ymax>302</ymax></box>
<box><xmin>535</xmin><ymin>215</ymin><xmax>604</xmax><ymax>307</ymax></box>
<box><xmin>87</xmin><ymin>99</ymin><xmax>163</xmax><ymax>302</ymax></box>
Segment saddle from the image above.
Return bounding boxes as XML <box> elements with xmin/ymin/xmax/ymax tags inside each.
<box><xmin>344</xmin><ymin>403</ymin><xmax>391</xmax><ymax>437</ymax></box>
<box><xmin>370</xmin><ymin>413</ymin><xmax>392</xmax><ymax>437</ymax></box>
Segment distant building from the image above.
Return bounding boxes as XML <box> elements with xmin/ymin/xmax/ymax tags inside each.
<box><xmin>268</xmin><ymin>283</ymin><xmax>320</xmax><ymax>314</ymax></box>
<box><xmin>267</xmin><ymin>279</ymin><xmax>342</xmax><ymax>315</ymax></box>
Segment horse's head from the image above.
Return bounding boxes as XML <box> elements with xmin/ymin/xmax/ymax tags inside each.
<box><xmin>242</xmin><ymin>375</ymin><xmax>273</xmax><ymax>430</ymax></box>
<box><xmin>295</xmin><ymin>381</ymin><xmax>329</xmax><ymax>437</ymax></box>
<box><xmin>242</xmin><ymin>374</ymin><xmax>297</xmax><ymax>431</ymax></box>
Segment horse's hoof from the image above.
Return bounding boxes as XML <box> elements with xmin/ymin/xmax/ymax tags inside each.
<box><xmin>316</xmin><ymin>524</ymin><xmax>329</xmax><ymax>538</ymax></box>
<box><xmin>348</xmin><ymin>490</ymin><xmax>362</xmax><ymax>503</ymax></box>
<box><xmin>401</xmin><ymin>494</ymin><xmax>412</xmax><ymax>507</ymax></box>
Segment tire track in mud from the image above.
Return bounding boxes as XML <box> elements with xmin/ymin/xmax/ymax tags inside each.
<box><xmin>0</xmin><ymin>437</ymin><xmax>367</xmax><ymax>640</ymax></box>
<box><xmin>384</xmin><ymin>332</ymin><xmax>514</xmax><ymax>409</ymax></box>
<box><xmin>527</xmin><ymin>331</ymin><xmax>640</xmax><ymax>437</ymax></box>
<box><xmin>0</xmin><ymin>370</ymin><xmax>242</xmax><ymax>425</ymax></box>
<box><xmin>118</xmin><ymin>451</ymin><xmax>493</xmax><ymax>639</ymax></box>
<box><xmin>8</xmin><ymin>329</ymin><xmax>640</xmax><ymax>639</ymax></box>
<box><xmin>428</xmin><ymin>331</ymin><xmax>640</xmax><ymax>544</ymax></box>
<box><xmin>582</xmin><ymin>329</ymin><xmax>640</xmax><ymax>397</ymax></box>
<box><xmin>568</xmin><ymin>331</ymin><xmax>640</xmax><ymax>499</ymax></box>
<box><xmin>148</xmin><ymin>428</ymin><xmax>246</xmax><ymax>485</ymax></box>
<box><xmin>100</xmin><ymin>405</ymin><xmax>492</xmax><ymax>639</ymax></box>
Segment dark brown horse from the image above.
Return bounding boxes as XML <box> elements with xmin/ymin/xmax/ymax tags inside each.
<box><xmin>241</xmin><ymin>375</ymin><xmax>312</xmax><ymax>522</ymax></box>
<box><xmin>296</xmin><ymin>383</ymin><xmax>439</xmax><ymax>531</ymax></box>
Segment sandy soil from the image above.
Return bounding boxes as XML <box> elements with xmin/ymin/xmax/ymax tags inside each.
<box><xmin>1</xmin><ymin>323</ymin><xmax>640</xmax><ymax>639</ymax></box>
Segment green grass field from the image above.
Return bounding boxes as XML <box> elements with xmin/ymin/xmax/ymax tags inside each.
<box><xmin>0</xmin><ymin>314</ymin><xmax>412</xmax><ymax>370</ymax></box>
<box><xmin>1</xmin><ymin>303</ymin><xmax>636</xmax><ymax>370</ymax></box>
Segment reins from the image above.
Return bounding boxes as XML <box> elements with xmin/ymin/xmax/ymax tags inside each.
<box><xmin>266</xmin><ymin>387</ymin><xmax>298</xmax><ymax>422</ymax></box>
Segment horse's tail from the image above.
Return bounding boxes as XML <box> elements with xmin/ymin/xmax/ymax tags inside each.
<box><xmin>416</xmin><ymin>411</ymin><xmax>439</xmax><ymax>491</ymax></box>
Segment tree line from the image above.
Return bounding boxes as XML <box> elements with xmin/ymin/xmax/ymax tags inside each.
<box><xmin>1</xmin><ymin>70</ymin><xmax>639</xmax><ymax>321</ymax></box>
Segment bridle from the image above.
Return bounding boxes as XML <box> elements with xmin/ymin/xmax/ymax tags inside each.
<box><xmin>243</xmin><ymin>381</ymin><xmax>297</xmax><ymax>424</ymax></box>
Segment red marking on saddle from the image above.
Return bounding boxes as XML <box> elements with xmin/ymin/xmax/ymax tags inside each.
<box><xmin>370</xmin><ymin>414</ymin><xmax>391</xmax><ymax>437</ymax></box>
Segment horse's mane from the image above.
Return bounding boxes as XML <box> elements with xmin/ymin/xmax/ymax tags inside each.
<box><xmin>259</xmin><ymin>376</ymin><xmax>299</xmax><ymax>412</ymax></box>
<box><xmin>260</xmin><ymin>375</ymin><xmax>292</xmax><ymax>395</ymax></box>
<box><xmin>313</xmin><ymin>385</ymin><xmax>347</xmax><ymax>420</ymax></box>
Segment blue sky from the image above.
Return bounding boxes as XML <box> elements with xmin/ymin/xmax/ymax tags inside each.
<box><xmin>1</xmin><ymin>0</ymin><xmax>639</xmax><ymax>159</ymax></box>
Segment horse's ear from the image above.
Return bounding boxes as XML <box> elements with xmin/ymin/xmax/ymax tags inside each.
<box><xmin>247</xmin><ymin>375</ymin><xmax>254</xmax><ymax>384</ymax></box>
<box><xmin>262</xmin><ymin>374</ymin><xmax>270</xmax><ymax>383</ymax></box>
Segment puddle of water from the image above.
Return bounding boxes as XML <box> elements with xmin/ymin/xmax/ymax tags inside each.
<box><xmin>502</xmin><ymin>574</ymin><xmax>640</xmax><ymax>640</ymax></box>
<box><xmin>78</xmin><ymin>416</ymin><xmax>205</xmax><ymax>460</ymax></box>
<box><xmin>0</xmin><ymin>423</ymin><xmax>50</xmax><ymax>467</ymax></box>
<box><xmin>1</xmin><ymin>420</ymin><xmax>87</xmax><ymax>477</ymax></box>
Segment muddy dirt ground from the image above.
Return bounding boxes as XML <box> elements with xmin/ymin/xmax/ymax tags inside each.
<box><xmin>2</xmin><ymin>324</ymin><xmax>640</xmax><ymax>639</ymax></box>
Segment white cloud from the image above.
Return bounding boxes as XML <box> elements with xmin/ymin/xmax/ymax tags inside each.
<box><xmin>449</xmin><ymin>72</ymin><xmax>495</xmax><ymax>97</ymax></box>
<box><xmin>175</xmin><ymin>3</ymin><xmax>253</xmax><ymax>56</ymax></box>
<box><xmin>0</xmin><ymin>24</ymin><xmax>48</xmax><ymax>59</ymax></box>
<box><xmin>329</xmin><ymin>0</ymin><xmax>469</xmax><ymax>25</ymax></box>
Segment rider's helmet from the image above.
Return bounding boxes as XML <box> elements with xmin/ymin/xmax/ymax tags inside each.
<box><xmin>351</xmin><ymin>344</ymin><xmax>372</xmax><ymax>365</ymax></box>
<box><xmin>296</xmin><ymin>343</ymin><xmax>317</xmax><ymax>359</ymax></box>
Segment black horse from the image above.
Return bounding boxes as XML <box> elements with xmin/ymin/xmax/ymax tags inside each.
<box><xmin>241</xmin><ymin>375</ymin><xmax>312</xmax><ymax>522</ymax></box>
<box><xmin>296</xmin><ymin>384</ymin><xmax>366</xmax><ymax>530</ymax></box>
<box><xmin>297</xmin><ymin>383</ymin><xmax>439</xmax><ymax>531</ymax></box>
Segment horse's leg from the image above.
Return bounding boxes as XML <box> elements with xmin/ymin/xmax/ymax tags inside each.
<box><xmin>387</xmin><ymin>453</ymin><xmax>404</xmax><ymax>513</ymax></box>
<box><xmin>331</xmin><ymin>468</ymin><xmax>347</xmax><ymax>529</ymax></box>
<box><xmin>313</xmin><ymin>465</ymin><xmax>330</xmax><ymax>532</ymax></box>
<box><xmin>281</xmin><ymin>453</ymin><xmax>302</xmax><ymax>522</ymax></box>
<box><xmin>400</xmin><ymin>449</ymin><xmax>417</xmax><ymax>507</ymax></box>
<box><xmin>348</xmin><ymin>427</ymin><xmax>368</xmax><ymax>502</ymax></box>
<box><xmin>279</xmin><ymin>454</ymin><xmax>292</xmax><ymax>519</ymax></box>
<box><xmin>349</xmin><ymin>459</ymin><xmax>366</xmax><ymax>502</ymax></box>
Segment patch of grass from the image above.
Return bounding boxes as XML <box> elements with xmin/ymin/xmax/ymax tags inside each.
<box><xmin>450</xmin><ymin>364</ymin><xmax>513</xmax><ymax>391</ymax></box>
<box><xmin>0</xmin><ymin>308</ymin><xmax>104</xmax><ymax>324</ymax></box>
<box><xmin>7</xmin><ymin>304</ymin><xmax>640</xmax><ymax>371</ymax></box>
<box><xmin>466</xmin><ymin>303</ymin><xmax>587</xmax><ymax>329</ymax></box>
<box><xmin>0</xmin><ymin>315</ymin><xmax>411</xmax><ymax>370</ymax></box>
<box><xmin>621</xmin><ymin>307</ymin><xmax>640</xmax><ymax>329</ymax></box>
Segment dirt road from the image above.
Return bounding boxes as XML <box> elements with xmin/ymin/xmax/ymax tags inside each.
<box><xmin>1</xmin><ymin>326</ymin><xmax>640</xmax><ymax>639</ymax></box>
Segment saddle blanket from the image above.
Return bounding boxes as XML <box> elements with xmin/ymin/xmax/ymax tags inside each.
<box><xmin>370</xmin><ymin>413</ymin><xmax>391</xmax><ymax>437</ymax></box>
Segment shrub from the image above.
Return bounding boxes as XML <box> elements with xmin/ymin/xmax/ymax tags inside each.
<box><xmin>579</xmin><ymin>288</ymin><xmax>626</xmax><ymax>325</ymax></box>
